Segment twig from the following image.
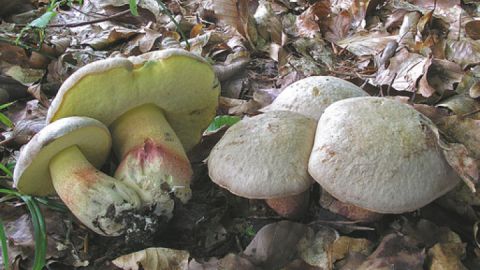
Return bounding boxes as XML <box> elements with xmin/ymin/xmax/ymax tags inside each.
<box><xmin>17</xmin><ymin>9</ymin><xmax>131</xmax><ymax>28</ymax></box>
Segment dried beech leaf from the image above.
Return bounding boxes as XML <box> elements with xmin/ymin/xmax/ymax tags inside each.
<box><xmin>437</xmin><ymin>116</ymin><xmax>480</xmax><ymax>159</ymax></box>
<box><xmin>418</xmin><ymin>58</ymin><xmax>463</xmax><ymax>98</ymax></box>
<box><xmin>189</xmin><ymin>253</ymin><xmax>257</xmax><ymax>270</ymax></box>
<box><xmin>428</xmin><ymin>243</ymin><xmax>468</xmax><ymax>270</ymax></box>
<box><xmin>358</xmin><ymin>234</ymin><xmax>425</xmax><ymax>270</ymax></box>
<box><xmin>436</xmin><ymin>95</ymin><xmax>480</xmax><ymax>119</ymax></box>
<box><xmin>465</xmin><ymin>20</ymin><xmax>480</xmax><ymax>40</ymax></box>
<box><xmin>446</xmin><ymin>39</ymin><xmax>480</xmax><ymax>67</ymax></box>
<box><xmin>336</xmin><ymin>31</ymin><xmax>396</xmax><ymax>56</ymax></box>
<box><xmin>374</xmin><ymin>48</ymin><xmax>426</xmax><ymax>91</ymax></box>
<box><xmin>112</xmin><ymin>247</ymin><xmax>189</xmax><ymax>270</ymax></box>
<box><xmin>243</xmin><ymin>221</ymin><xmax>308</xmax><ymax>269</ymax></box>
<box><xmin>297</xmin><ymin>226</ymin><xmax>339</xmax><ymax>268</ymax></box>
<box><xmin>330</xmin><ymin>236</ymin><xmax>373</xmax><ymax>263</ymax></box>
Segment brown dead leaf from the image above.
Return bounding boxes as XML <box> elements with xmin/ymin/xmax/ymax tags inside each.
<box><xmin>374</xmin><ymin>48</ymin><xmax>426</xmax><ymax>92</ymax></box>
<box><xmin>81</xmin><ymin>27</ymin><xmax>139</xmax><ymax>50</ymax></box>
<box><xmin>446</xmin><ymin>39</ymin><xmax>480</xmax><ymax>67</ymax></box>
<box><xmin>466</xmin><ymin>20</ymin><xmax>480</xmax><ymax>40</ymax></box>
<box><xmin>436</xmin><ymin>95</ymin><xmax>480</xmax><ymax>118</ymax></box>
<box><xmin>418</xmin><ymin>58</ymin><xmax>463</xmax><ymax>98</ymax></box>
<box><xmin>189</xmin><ymin>253</ymin><xmax>258</xmax><ymax>270</ymax></box>
<box><xmin>112</xmin><ymin>247</ymin><xmax>189</xmax><ymax>270</ymax></box>
<box><xmin>358</xmin><ymin>233</ymin><xmax>425</xmax><ymax>270</ymax></box>
<box><xmin>437</xmin><ymin>183</ymin><xmax>480</xmax><ymax>222</ymax></box>
<box><xmin>337</xmin><ymin>31</ymin><xmax>396</xmax><ymax>57</ymax></box>
<box><xmin>296</xmin><ymin>2</ymin><xmax>329</xmax><ymax>38</ymax></box>
<box><xmin>323</xmin><ymin>10</ymin><xmax>352</xmax><ymax>42</ymax></box>
<box><xmin>428</xmin><ymin>243</ymin><xmax>467</xmax><ymax>270</ymax></box>
<box><xmin>437</xmin><ymin>115</ymin><xmax>480</xmax><ymax>159</ymax></box>
<box><xmin>297</xmin><ymin>226</ymin><xmax>338</xmax><ymax>268</ymax></box>
<box><xmin>330</xmin><ymin>236</ymin><xmax>373</xmax><ymax>263</ymax></box>
<box><xmin>243</xmin><ymin>221</ymin><xmax>308</xmax><ymax>269</ymax></box>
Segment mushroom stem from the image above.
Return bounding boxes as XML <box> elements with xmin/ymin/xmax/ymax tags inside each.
<box><xmin>265</xmin><ymin>191</ymin><xmax>310</xmax><ymax>219</ymax></box>
<box><xmin>110</xmin><ymin>104</ymin><xmax>193</xmax><ymax>219</ymax></box>
<box><xmin>49</xmin><ymin>145</ymin><xmax>141</xmax><ymax>236</ymax></box>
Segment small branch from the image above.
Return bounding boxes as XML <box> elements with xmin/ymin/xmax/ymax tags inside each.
<box><xmin>17</xmin><ymin>9</ymin><xmax>131</xmax><ymax>28</ymax></box>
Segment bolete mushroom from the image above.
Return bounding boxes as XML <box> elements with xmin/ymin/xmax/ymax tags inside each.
<box><xmin>46</xmin><ymin>49</ymin><xmax>220</xmax><ymax>220</ymax></box>
<box><xmin>308</xmin><ymin>97</ymin><xmax>461</xmax><ymax>213</ymax></box>
<box><xmin>262</xmin><ymin>76</ymin><xmax>368</xmax><ymax>120</ymax></box>
<box><xmin>13</xmin><ymin>117</ymin><xmax>141</xmax><ymax>236</ymax></box>
<box><xmin>262</xmin><ymin>76</ymin><xmax>375</xmax><ymax>220</ymax></box>
<box><xmin>208</xmin><ymin>111</ymin><xmax>317</xmax><ymax>218</ymax></box>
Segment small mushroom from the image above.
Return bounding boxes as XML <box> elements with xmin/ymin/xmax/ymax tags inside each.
<box><xmin>46</xmin><ymin>49</ymin><xmax>220</xmax><ymax>220</ymax></box>
<box><xmin>13</xmin><ymin>117</ymin><xmax>141</xmax><ymax>236</ymax></box>
<box><xmin>208</xmin><ymin>111</ymin><xmax>316</xmax><ymax>218</ymax></box>
<box><xmin>262</xmin><ymin>76</ymin><xmax>368</xmax><ymax>120</ymax></box>
<box><xmin>309</xmin><ymin>97</ymin><xmax>461</xmax><ymax>213</ymax></box>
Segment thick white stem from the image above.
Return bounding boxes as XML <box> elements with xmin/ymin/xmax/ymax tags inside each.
<box><xmin>110</xmin><ymin>104</ymin><xmax>193</xmax><ymax>219</ymax></box>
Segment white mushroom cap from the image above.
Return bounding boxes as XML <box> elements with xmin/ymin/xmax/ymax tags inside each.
<box><xmin>308</xmin><ymin>97</ymin><xmax>460</xmax><ymax>213</ymax></box>
<box><xmin>262</xmin><ymin>76</ymin><xmax>368</xmax><ymax>120</ymax></box>
<box><xmin>208</xmin><ymin>111</ymin><xmax>317</xmax><ymax>199</ymax></box>
<box><xmin>13</xmin><ymin>117</ymin><xmax>111</xmax><ymax>196</ymax></box>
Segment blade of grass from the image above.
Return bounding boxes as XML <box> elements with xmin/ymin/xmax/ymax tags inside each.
<box><xmin>0</xmin><ymin>218</ymin><xmax>10</xmax><ymax>270</ymax></box>
<box><xmin>0</xmin><ymin>189</ymin><xmax>46</xmax><ymax>270</ymax></box>
<box><xmin>129</xmin><ymin>0</ymin><xmax>139</xmax><ymax>16</ymax></box>
<box><xmin>0</xmin><ymin>113</ymin><xmax>13</xmax><ymax>128</ymax></box>
<box><xmin>0</xmin><ymin>164</ymin><xmax>13</xmax><ymax>178</ymax></box>
<box><xmin>21</xmin><ymin>195</ymin><xmax>46</xmax><ymax>270</ymax></box>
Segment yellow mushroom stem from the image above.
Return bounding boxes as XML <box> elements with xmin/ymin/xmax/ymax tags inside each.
<box><xmin>49</xmin><ymin>145</ymin><xmax>141</xmax><ymax>236</ymax></box>
<box><xmin>110</xmin><ymin>104</ymin><xmax>193</xmax><ymax>219</ymax></box>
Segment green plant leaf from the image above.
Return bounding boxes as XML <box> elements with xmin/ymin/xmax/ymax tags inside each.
<box><xmin>207</xmin><ymin>115</ymin><xmax>241</xmax><ymax>132</ymax></box>
<box><xmin>0</xmin><ymin>218</ymin><xmax>9</xmax><ymax>270</ymax></box>
<box><xmin>0</xmin><ymin>190</ymin><xmax>46</xmax><ymax>270</ymax></box>
<box><xmin>0</xmin><ymin>113</ymin><xmax>13</xmax><ymax>128</ymax></box>
<box><xmin>29</xmin><ymin>11</ymin><xmax>58</xmax><ymax>28</ymax></box>
<box><xmin>129</xmin><ymin>0</ymin><xmax>139</xmax><ymax>16</ymax></box>
<box><xmin>0</xmin><ymin>101</ymin><xmax>15</xmax><ymax>111</ymax></box>
<box><xmin>0</xmin><ymin>163</ymin><xmax>13</xmax><ymax>178</ymax></box>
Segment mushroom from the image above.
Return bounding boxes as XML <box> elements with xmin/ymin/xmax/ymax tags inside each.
<box><xmin>13</xmin><ymin>117</ymin><xmax>141</xmax><ymax>236</ymax></box>
<box><xmin>262</xmin><ymin>76</ymin><xmax>375</xmax><ymax>220</ymax></box>
<box><xmin>308</xmin><ymin>97</ymin><xmax>461</xmax><ymax>213</ymax></box>
<box><xmin>262</xmin><ymin>76</ymin><xmax>368</xmax><ymax>120</ymax></box>
<box><xmin>46</xmin><ymin>49</ymin><xmax>220</xmax><ymax>220</ymax></box>
<box><xmin>208</xmin><ymin>111</ymin><xmax>317</xmax><ymax>218</ymax></box>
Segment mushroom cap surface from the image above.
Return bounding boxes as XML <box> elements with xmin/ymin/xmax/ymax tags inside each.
<box><xmin>262</xmin><ymin>76</ymin><xmax>368</xmax><ymax>120</ymax></box>
<box><xmin>14</xmin><ymin>117</ymin><xmax>111</xmax><ymax>196</ymax></box>
<box><xmin>308</xmin><ymin>97</ymin><xmax>460</xmax><ymax>213</ymax></box>
<box><xmin>208</xmin><ymin>111</ymin><xmax>316</xmax><ymax>199</ymax></box>
<box><xmin>47</xmin><ymin>49</ymin><xmax>220</xmax><ymax>151</ymax></box>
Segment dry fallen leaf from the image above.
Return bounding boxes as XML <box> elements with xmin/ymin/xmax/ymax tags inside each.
<box><xmin>428</xmin><ymin>243</ymin><xmax>468</xmax><ymax>270</ymax></box>
<box><xmin>243</xmin><ymin>220</ymin><xmax>308</xmax><ymax>269</ymax></box>
<box><xmin>297</xmin><ymin>226</ymin><xmax>339</xmax><ymax>268</ymax></box>
<box><xmin>112</xmin><ymin>247</ymin><xmax>189</xmax><ymax>270</ymax></box>
<box><xmin>358</xmin><ymin>233</ymin><xmax>425</xmax><ymax>270</ymax></box>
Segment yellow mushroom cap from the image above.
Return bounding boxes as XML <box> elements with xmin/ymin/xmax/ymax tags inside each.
<box><xmin>13</xmin><ymin>117</ymin><xmax>112</xmax><ymax>196</ymax></box>
<box><xmin>47</xmin><ymin>49</ymin><xmax>220</xmax><ymax>151</ymax></box>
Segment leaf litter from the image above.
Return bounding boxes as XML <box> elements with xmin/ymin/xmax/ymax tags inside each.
<box><xmin>2</xmin><ymin>0</ymin><xmax>480</xmax><ymax>269</ymax></box>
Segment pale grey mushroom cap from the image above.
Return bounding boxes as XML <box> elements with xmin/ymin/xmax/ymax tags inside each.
<box><xmin>13</xmin><ymin>117</ymin><xmax>111</xmax><ymax>196</ymax></box>
<box><xmin>262</xmin><ymin>76</ymin><xmax>368</xmax><ymax>120</ymax></box>
<box><xmin>208</xmin><ymin>111</ymin><xmax>317</xmax><ymax>199</ymax></box>
<box><xmin>308</xmin><ymin>97</ymin><xmax>461</xmax><ymax>213</ymax></box>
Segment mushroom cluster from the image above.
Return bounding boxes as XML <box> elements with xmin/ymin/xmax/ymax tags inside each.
<box><xmin>14</xmin><ymin>49</ymin><xmax>220</xmax><ymax>236</ymax></box>
<box><xmin>208</xmin><ymin>76</ymin><xmax>461</xmax><ymax>219</ymax></box>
